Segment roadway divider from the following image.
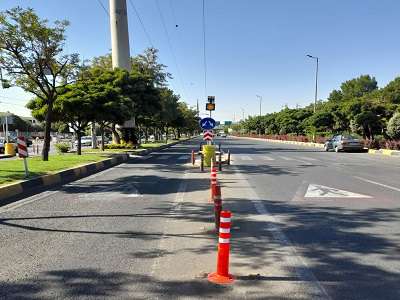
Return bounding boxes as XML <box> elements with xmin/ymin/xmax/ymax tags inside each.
<box><xmin>368</xmin><ymin>149</ymin><xmax>400</xmax><ymax>157</ymax></box>
<box><xmin>208</xmin><ymin>210</ymin><xmax>234</xmax><ymax>284</ymax></box>
<box><xmin>190</xmin><ymin>144</ymin><xmax>231</xmax><ymax>171</ymax></box>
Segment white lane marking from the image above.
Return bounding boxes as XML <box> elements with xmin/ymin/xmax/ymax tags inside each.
<box><xmin>298</xmin><ymin>156</ymin><xmax>318</xmax><ymax>161</ymax></box>
<box><xmin>354</xmin><ymin>176</ymin><xmax>400</xmax><ymax>193</ymax></box>
<box><xmin>304</xmin><ymin>184</ymin><xmax>371</xmax><ymax>198</ymax></box>
<box><xmin>240</xmin><ymin>156</ymin><xmax>253</xmax><ymax>161</ymax></box>
<box><xmin>232</xmin><ymin>166</ymin><xmax>331</xmax><ymax>300</ymax></box>
<box><xmin>278</xmin><ymin>156</ymin><xmax>293</xmax><ymax>161</ymax></box>
<box><xmin>151</xmin><ymin>171</ymin><xmax>188</xmax><ymax>275</ymax></box>
<box><xmin>262</xmin><ymin>156</ymin><xmax>275</xmax><ymax>161</ymax></box>
<box><xmin>157</xmin><ymin>155</ymin><xmax>170</xmax><ymax>160</ymax></box>
<box><xmin>177</xmin><ymin>155</ymin><xmax>188</xmax><ymax>160</ymax></box>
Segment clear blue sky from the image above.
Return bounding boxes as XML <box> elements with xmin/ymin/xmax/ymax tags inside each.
<box><xmin>1</xmin><ymin>0</ymin><xmax>400</xmax><ymax>122</ymax></box>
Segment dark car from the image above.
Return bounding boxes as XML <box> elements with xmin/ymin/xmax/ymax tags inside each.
<box><xmin>324</xmin><ymin>134</ymin><xmax>364</xmax><ymax>152</ymax></box>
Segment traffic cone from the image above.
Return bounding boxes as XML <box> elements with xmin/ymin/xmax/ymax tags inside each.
<box><xmin>208</xmin><ymin>211</ymin><xmax>234</xmax><ymax>284</ymax></box>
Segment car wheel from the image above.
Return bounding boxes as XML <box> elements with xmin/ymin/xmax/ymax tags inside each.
<box><xmin>324</xmin><ymin>145</ymin><xmax>329</xmax><ymax>152</ymax></box>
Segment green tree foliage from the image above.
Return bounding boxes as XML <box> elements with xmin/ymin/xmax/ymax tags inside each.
<box><xmin>387</xmin><ymin>112</ymin><xmax>400</xmax><ymax>139</ymax></box>
<box><xmin>0</xmin><ymin>7</ymin><xmax>80</xmax><ymax>160</ymax></box>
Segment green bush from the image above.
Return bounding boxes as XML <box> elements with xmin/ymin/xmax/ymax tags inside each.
<box><xmin>55</xmin><ymin>142</ymin><xmax>70</xmax><ymax>154</ymax></box>
<box><xmin>104</xmin><ymin>143</ymin><xmax>135</xmax><ymax>150</ymax></box>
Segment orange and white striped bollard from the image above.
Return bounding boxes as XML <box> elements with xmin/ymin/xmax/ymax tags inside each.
<box><xmin>208</xmin><ymin>211</ymin><xmax>234</xmax><ymax>284</ymax></box>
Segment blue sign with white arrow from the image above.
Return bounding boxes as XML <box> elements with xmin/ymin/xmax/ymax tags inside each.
<box><xmin>200</xmin><ymin>117</ymin><xmax>216</xmax><ymax>130</ymax></box>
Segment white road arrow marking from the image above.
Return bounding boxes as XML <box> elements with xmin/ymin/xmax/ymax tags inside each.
<box><xmin>304</xmin><ymin>184</ymin><xmax>371</xmax><ymax>198</ymax></box>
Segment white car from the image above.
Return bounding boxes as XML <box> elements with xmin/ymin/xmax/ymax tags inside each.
<box><xmin>75</xmin><ymin>136</ymin><xmax>92</xmax><ymax>147</ymax></box>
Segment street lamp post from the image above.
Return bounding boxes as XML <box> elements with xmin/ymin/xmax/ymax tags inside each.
<box><xmin>241</xmin><ymin>108</ymin><xmax>245</xmax><ymax>121</ymax></box>
<box><xmin>306</xmin><ymin>54</ymin><xmax>319</xmax><ymax>113</ymax></box>
<box><xmin>256</xmin><ymin>95</ymin><xmax>262</xmax><ymax>117</ymax></box>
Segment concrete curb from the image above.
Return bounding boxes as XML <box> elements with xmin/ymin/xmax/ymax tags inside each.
<box><xmin>233</xmin><ymin>135</ymin><xmax>325</xmax><ymax>148</ymax></box>
<box><xmin>368</xmin><ymin>149</ymin><xmax>400</xmax><ymax>157</ymax></box>
<box><xmin>0</xmin><ymin>138</ymin><xmax>192</xmax><ymax>206</ymax></box>
<box><xmin>0</xmin><ymin>153</ymin><xmax>129</xmax><ymax>206</ymax></box>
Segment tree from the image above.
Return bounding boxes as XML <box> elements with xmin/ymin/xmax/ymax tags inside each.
<box><xmin>381</xmin><ymin>77</ymin><xmax>400</xmax><ymax>104</ymax></box>
<box><xmin>387</xmin><ymin>112</ymin><xmax>400</xmax><ymax>139</ymax></box>
<box><xmin>0</xmin><ymin>7</ymin><xmax>80</xmax><ymax>160</ymax></box>
<box><xmin>340</xmin><ymin>75</ymin><xmax>378</xmax><ymax>100</ymax></box>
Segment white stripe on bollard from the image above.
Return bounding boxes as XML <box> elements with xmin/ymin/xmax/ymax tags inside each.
<box><xmin>220</xmin><ymin>217</ymin><xmax>231</xmax><ymax>223</ymax></box>
<box><xmin>219</xmin><ymin>227</ymin><xmax>230</xmax><ymax>233</ymax></box>
<box><xmin>218</xmin><ymin>238</ymin><xmax>230</xmax><ymax>244</ymax></box>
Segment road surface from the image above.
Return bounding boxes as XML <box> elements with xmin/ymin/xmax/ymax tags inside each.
<box><xmin>1</xmin><ymin>136</ymin><xmax>399</xmax><ymax>299</ymax></box>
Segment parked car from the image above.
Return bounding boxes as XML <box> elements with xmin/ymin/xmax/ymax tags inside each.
<box><xmin>75</xmin><ymin>136</ymin><xmax>92</xmax><ymax>147</ymax></box>
<box><xmin>324</xmin><ymin>135</ymin><xmax>364</xmax><ymax>152</ymax></box>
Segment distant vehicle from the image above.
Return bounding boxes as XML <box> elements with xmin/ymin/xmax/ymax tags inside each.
<box><xmin>324</xmin><ymin>135</ymin><xmax>364</xmax><ymax>152</ymax></box>
<box><xmin>75</xmin><ymin>136</ymin><xmax>92</xmax><ymax>147</ymax></box>
<box><xmin>220</xmin><ymin>133</ymin><xmax>227</xmax><ymax>138</ymax></box>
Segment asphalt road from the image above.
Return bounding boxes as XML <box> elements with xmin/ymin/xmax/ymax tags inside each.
<box><xmin>1</xmin><ymin>136</ymin><xmax>399</xmax><ymax>299</ymax></box>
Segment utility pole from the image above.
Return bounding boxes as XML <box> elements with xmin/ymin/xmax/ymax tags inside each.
<box><xmin>109</xmin><ymin>0</ymin><xmax>131</xmax><ymax>144</ymax></box>
<box><xmin>109</xmin><ymin>0</ymin><xmax>131</xmax><ymax>71</ymax></box>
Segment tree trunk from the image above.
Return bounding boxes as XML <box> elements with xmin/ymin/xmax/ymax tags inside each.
<box><xmin>165</xmin><ymin>127</ymin><xmax>168</xmax><ymax>144</ymax></box>
<box><xmin>42</xmin><ymin>101</ymin><xmax>53</xmax><ymax>161</ymax></box>
<box><xmin>91</xmin><ymin>122</ymin><xmax>98</xmax><ymax>149</ymax></box>
<box><xmin>100</xmin><ymin>123</ymin><xmax>105</xmax><ymax>151</ymax></box>
<box><xmin>145</xmin><ymin>127</ymin><xmax>149</xmax><ymax>143</ymax></box>
<box><xmin>111</xmin><ymin>123</ymin><xmax>120</xmax><ymax>144</ymax></box>
<box><xmin>77</xmin><ymin>129</ymin><xmax>82</xmax><ymax>155</ymax></box>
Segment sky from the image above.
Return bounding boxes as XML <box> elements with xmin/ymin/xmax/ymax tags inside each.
<box><xmin>1</xmin><ymin>0</ymin><xmax>400</xmax><ymax>123</ymax></box>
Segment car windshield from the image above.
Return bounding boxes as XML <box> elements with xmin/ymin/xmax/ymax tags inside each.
<box><xmin>342</xmin><ymin>135</ymin><xmax>357</xmax><ymax>140</ymax></box>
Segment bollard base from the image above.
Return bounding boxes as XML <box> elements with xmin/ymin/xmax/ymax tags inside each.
<box><xmin>207</xmin><ymin>272</ymin><xmax>234</xmax><ymax>284</ymax></box>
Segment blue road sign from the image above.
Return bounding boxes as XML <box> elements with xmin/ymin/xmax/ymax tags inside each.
<box><xmin>200</xmin><ymin>117</ymin><xmax>216</xmax><ymax>130</ymax></box>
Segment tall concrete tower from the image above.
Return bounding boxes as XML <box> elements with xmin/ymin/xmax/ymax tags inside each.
<box><xmin>109</xmin><ymin>0</ymin><xmax>131</xmax><ymax>71</ymax></box>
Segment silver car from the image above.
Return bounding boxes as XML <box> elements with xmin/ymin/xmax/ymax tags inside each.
<box><xmin>324</xmin><ymin>134</ymin><xmax>364</xmax><ymax>152</ymax></box>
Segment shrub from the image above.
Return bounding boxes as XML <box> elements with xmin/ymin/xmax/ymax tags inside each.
<box><xmin>55</xmin><ymin>142</ymin><xmax>70</xmax><ymax>154</ymax></box>
<box><xmin>104</xmin><ymin>143</ymin><xmax>136</xmax><ymax>150</ymax></box>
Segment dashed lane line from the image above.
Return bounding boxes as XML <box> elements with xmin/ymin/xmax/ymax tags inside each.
<box><xmin>261</xmin><ymin>156</ymin><xmax>275</xmax><ymax>161</ymax></box>
<box><xmin>278</xmin><ymin>156</ymin><xmax>294</xmax><ymax>161</ymax></box>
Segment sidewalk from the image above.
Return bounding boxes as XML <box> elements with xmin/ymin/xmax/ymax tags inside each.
<box><xmin>147</xmin><ymin>163</ymin><xmax>328</xmax><ymax>299</ymax></box>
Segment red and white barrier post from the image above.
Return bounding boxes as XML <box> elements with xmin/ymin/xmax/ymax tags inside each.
<box><xmin>210</xmin><ymin>164</ymin><xmax>217</xmax><ymax>202</ymax></box>
<box><xmin>213</xmin><ymin>184</ymin><xmax>222</xmax><ymax>230</ymax></box>
<box><xmin>17</xmin><ymin>136</ymin><xmax>29</xmax><ymax>177</ymax></box>
<box><xmin>191</xmin><ymin>150</ymin><xmax>195</xmax><ymax>165</ymax></box>
<box><xmin>208</xmin><ymin>210</ymin><xmax>234</xmax><ymax>284</ymax></box>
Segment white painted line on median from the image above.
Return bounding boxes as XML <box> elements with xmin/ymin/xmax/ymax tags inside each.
<box><xmin>354</xmin><ymin>176</ymin><xmax>400</xmax><ymax>192</ymax></box>
<box><xmin>151</xmin><ymin>171</ymin><xmax>188</xmax><ymax>275</ymax></box>
<box><xmin>262</xmin><ymin>156</ymin><xmax>275</xmax><ymax>161</ymax></box>
<box><xmin>240</xmin><ymin>155</ymin><xmax>253</xmax><ymax>161</ymax></box>
<box><xmin>298</xmin><ymin>156</ymin><xmax>318</xmax><ymax>161</ymax></box>
<box><xmin>232</xmin><ymin>166</ymin><xmax>331</xmax><ymax>300</ymax></box>
<box><xmin>278</xmin><ymin>156</ymin><xmax>293</xmax><ymax>161</ymax></box>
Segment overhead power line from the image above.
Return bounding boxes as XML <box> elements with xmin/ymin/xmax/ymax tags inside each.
<box><xmin>155</xmin><ymin>0</ymin><xmax>187</xmax><ymax>99</ymax></box>
<box><xmin>97</xmin><ymin>0</ymin><xmax>109</xmax><ymax>17</ymax></box>
<box><xmin>128</xmin><ymin>0</ymin><xmax>154</xmax><ymax>48</ymax></box>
